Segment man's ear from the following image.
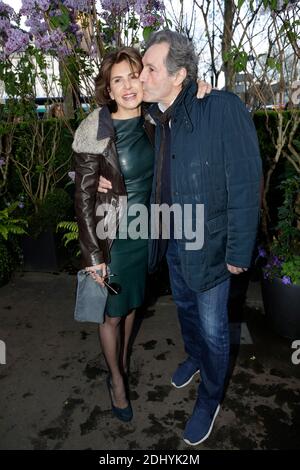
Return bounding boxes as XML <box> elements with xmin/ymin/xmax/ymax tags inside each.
<box><xmin>174</xmin><ymin>68</ymin><xmax>187</xmax><ymax>86</ymax></box>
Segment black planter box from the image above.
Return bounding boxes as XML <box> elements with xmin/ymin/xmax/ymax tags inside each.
<box><xmin>21</xmin><ymin>230</ymin><xmax>66</xmax><ymax>272</ymax></box>
<box><xmin>261</xmin><ymin>276</ymin><xmax>300</xmax><ymax>339</ymax></box>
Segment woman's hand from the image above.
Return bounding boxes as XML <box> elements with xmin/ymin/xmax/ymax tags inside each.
<box><xmin>196</xmin><ymin>80</ymin><xmax>212</xmax><ymax>99</ymax></box>
<box><xmin>85</xmin><ymin>263</ymin><xmax>107</xmax><ymax>286</ymax></box>
<box><xmin>98</xmin><ymin>175</ymin><xmax>112</xmax><ymax>193</ymax></box>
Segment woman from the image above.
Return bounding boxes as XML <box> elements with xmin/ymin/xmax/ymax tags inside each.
<box><xmin>73</xmin><ymin>47</ymin><xmax>209</xmax><ymax>422</ymax></box>
<box><xmin>73</xmin><ymin>47</ymin><xmax>154</xmax><ymax>422</ymax></box>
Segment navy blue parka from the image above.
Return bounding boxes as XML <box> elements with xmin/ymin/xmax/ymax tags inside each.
<box><xmin>148</xmin><ymin>81</ymin><xmax>262</xmax><ymax>292</ymax></box>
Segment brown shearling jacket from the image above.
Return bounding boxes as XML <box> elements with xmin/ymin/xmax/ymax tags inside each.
<box><xmin>73</xmin><ymin>105</ymin><xmax>155</xmax><ymax>268</ymax></box>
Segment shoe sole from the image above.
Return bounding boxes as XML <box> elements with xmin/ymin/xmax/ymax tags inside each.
<box><xmin>183</xmin><ymin>404</ymin><xmax>220</xmax><ymax>446</ymax></box>
<box><xmin>171</xmin><ymin>369</ymin><xmax>200</xmax><ymax>389</ymax></box>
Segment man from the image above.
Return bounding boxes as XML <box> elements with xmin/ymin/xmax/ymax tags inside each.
<box><xmin>100</xmin><ymin>30</ymin><xmax>262</xmax><ymax>445</ymax></box>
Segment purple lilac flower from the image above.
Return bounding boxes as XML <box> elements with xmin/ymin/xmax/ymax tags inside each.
<box><xmin>63</xmin><ymin>0</ymin><xmax>93</xmax><ymax>12</ymax></box>
<box><xmin>25</xmin><ymin>17</ymin><xmax>48</xmax><ymax>35</ymax></box>
<box><xmin>20</xmin><ymin>0</ymin><xmax>37</xmax><ymax>16</ymax></box>
<box><xmin>258</xmin><ymin>247</ymin><xmax>267</xmax><ymax>258</ymax></box>
<box><xmin>272</xmin><ymin>255</ymin><xmax>282</xmax><ymax>267</ymax></box>
<box><xmin>282</xmin><ymin>275</ymin><xmax>291</xmax><ymax>285</ymax></box>
<box><xmin>0</xmin><ymin>17</ymin><xmax>10</xmax><ymax>32</ymax></box>
<box><xmin>0</xmin><ymin>158</ymin><xmax>5</xmax><ymax>167</ymax></box>
<box><xmin>4</xmin><ymin>28</ymin><xmax>30</xmax><ymax>55</ymax></box>
<box><xmin>0</xmin><ymin>1</ymin><xmax>16</xmax><ymax>18</ymax></box>
<box><xmin>155</xmin><ymin>0</ymin><xmax>165</xmax><ymax>12</ymax></box>
<box><xmin>140</xmin><ymin>12</ymin><xmax>161</xmax><ymax>27</ymax></box>
<box><xmin>50</xmin><ymin>28</ymin><xmax>66</xmax><ymax>44</ymax></box>
<box><xmin>34</xmin><ymin>34</ymin><xmax>52</xmax><ymax>51</ymax></box>
<box><xmin>87</xmin><ymin>41</ymin><xmax>99</xmax><ymax>58</ymax></box>
<box><xmin>49</xmin><ymin>8</ymin><xmax>62</xmax><ymax>17</ymax></box>
<box><xmin>20</xmin><ymin>0</ymin><xmax>51</xmax><ymax>15</ymax></box>
<box><xmin>34</xmin><ymin>27</ymin><xmax>68</xmax><ymax>53</ymax></box>
<box><xmin>56</xmin><ymin>43</ymin><xmax>71</xmax><ymax>56</ymax></box>
<box><xmin>134</xmin><ymin>0</ymin><xmax>165</xmax><ymax>15</ymax></box>
<box><xmin>36</xmin><ymin>0</ymin><xmax>50</xmax><ymax>11</ymax></box>
<box><xmin>18</xmin><ymin>202</ymin><xmax>24</xmax><ymax>209</ymax></box>
<box><xmin>69</xmin><ymin>22</ymin><xmax>80</xmax><ymax>34</ymax></box>
<box><xmin>133</xmin><ymin>0</ymin><xmax>149</xmax><ymax>15</ymax></box>
<box><xmin>140</xmin><ymin>13</ymin><xmax>156</xmax><ymax>27</ymax></box>
<box><xmin>101</xmin><ymin>0</ymin><xmax>129</xmax><ymax>14</ymax></box>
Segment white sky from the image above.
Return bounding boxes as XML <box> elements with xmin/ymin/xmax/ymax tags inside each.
<box><xmin>6</xmin><ymin>0</ymin><xmax>21</xmax><ymax>12</ymax></box>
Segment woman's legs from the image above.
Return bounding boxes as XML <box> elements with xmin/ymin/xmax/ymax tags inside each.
<box><xmin>99</xmin><ymin>309</ymin><xmax>137</xmax><ymax>408</ymax></box>
<box><xmin>99</xmin><ymin>315</ymin><xmax>128</xmax><ymax>409</ymax></box>
<box><xmin>121</xmin><ymin>310</ymin><xmax>136</xmax><ymax>374</ymax></box>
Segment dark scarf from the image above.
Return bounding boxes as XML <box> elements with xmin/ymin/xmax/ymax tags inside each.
<box><xmin>151</xmin><ymin>83</ymin><xmax>190</xmax><ymax>206</ymax></box>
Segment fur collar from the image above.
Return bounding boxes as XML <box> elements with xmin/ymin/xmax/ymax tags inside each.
<box><xmin>72</xmin><ymin>107</ymin><xmax>110</xmax><ymax>155</ymax></box>
<box><xmin>72</xmin><ymin>105</ymin><xmax>155</xmax><ymax>155</ymax></box>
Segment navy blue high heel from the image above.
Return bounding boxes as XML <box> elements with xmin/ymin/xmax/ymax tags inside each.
<box><xmin>106</xmin><ymin>376</ymin><xmax>133</xmax><ymax>422</ymax></box>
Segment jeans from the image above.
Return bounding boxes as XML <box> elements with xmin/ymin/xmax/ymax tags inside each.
<box><xmin>166</xmin><ymin>239</ymin><xmax>230</xmax><ymax>411</ymax></box>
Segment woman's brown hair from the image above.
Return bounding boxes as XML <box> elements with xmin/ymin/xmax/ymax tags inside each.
<box><xmin>95</xmin><ymin>47</ymin><xmax>143</xmax><ymax>111</ymax></box>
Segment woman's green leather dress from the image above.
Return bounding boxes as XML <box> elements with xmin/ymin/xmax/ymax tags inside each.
<box><xmin>106</xmin><ymin>116</ymin><xmax>154</xmax><ymax>317</ymax></box>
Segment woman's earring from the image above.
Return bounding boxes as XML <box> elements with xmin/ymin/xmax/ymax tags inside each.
<box><xmin>108</xmin><ymin>88</ymin><xmax>114</xmax><ymax>100</ymax></box>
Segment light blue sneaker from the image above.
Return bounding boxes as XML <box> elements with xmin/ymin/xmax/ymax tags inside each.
<box><xmin>183</xmin><ymin>404</ymin><xmax>220</xmax><ymax>446</ymax></box>
<box><xmin>171</xmin><ymin>358</ymin><xmax>200</xmax><ymax>388</ymax></box>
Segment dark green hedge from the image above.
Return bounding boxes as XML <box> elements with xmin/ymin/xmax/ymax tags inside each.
<box><xmin>253</xmin><ymin>110</ymin><xmax>299</xmax><ymax>229</ymax></box>
<box><xmin>0</xmin><ymin>117</ymin><xmax>79</xmax><ymax>280</ymax></box>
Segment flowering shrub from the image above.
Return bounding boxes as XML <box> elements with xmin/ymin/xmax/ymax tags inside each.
<box><xmin>0</xmin><ymin>0</ymin><xmax>167</xmax><ymax>215</ymax></box>
<box><xmin>259</xmin><ymin>247</ymin><xmax>300</xmax><ymax>286</ymax></box>
<box><xmin>0</xmin><ymin>0</ymin><xmax>168</xmax><ymax>276</ymax></box>
<box><xmin>0</xmin><ymin>0</ymin><xmax>167</xmax><ymax>118</ymax></box>
<box><xmin>258</xmin><ymin>175</ymin><xmax>300</xmax><ymax>286</ymax></box>
<box><xmin>0</xmin><ymin>1</ymin><xmax>166</xmax><ymax>61</ymax></box>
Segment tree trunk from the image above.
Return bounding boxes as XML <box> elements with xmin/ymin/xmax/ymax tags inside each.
<box><xmin>222</xmin><ymin>0</ymin><xmax>235</xmax><ymax>91</ymax></box>
<box><xmin>59</xmin><ymin>57</ymin><xmax>80</xmax><ymax>119</ymax></box>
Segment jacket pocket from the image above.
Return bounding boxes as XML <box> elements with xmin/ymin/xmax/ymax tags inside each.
<box><xmin>207</xmin><ymin>213</ymin><xmax>227</xmax><ymax>234</ymax></box>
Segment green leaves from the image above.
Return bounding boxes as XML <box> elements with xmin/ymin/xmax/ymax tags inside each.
<box><xmin>263</xmin><ymin>0</ymin><xmax>280</xmax><ymax>10</ymax></box>
<box><xmin>292</xmin><ymin>139</ymin><xmax>300</xmax><ymax>152</ymax></box>
<box><xmin>57</xmin><ymin>221</ymin><xmax>79</xmax><ymax>252</ymax></box>
<box><xmin>266</xmin><ymin>57</ymin><xmax>281</xmax><ymax>72</ymax></box>
<box><xmin>0</xmin><ymin>203</ymin><xmax>28</xmax><ymax>241</ymax></box>
<box><xmin>35</xmin><ymin>165</ymin><xmax>45</xmax><ymax>174</ymax></box>
<box><xmin>223</xmin><ymin>47</ymin><xmax>248</xmax><ymax>72</ymax></box>
<box><xmin>282</xmin><ymin>257</ymin><xmax>300</xmax><ymax>285</ymax></box>
<box><xmin>143</xmin><ymin>26</ymin><xmax>155</xmax><ymax>42</ymax></box>
<box><xmin>49</xmin><ymin>4</ymin><xmax>71</xmax><ymax>32</ymax></box>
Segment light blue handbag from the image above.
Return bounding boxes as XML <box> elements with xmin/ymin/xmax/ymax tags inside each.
<box><xmin>74</xmin><ymin>269</ymin><xmax>108</xmax><ymax>324</ymax></box>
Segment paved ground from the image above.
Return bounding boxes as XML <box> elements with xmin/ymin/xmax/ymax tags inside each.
<box><xmin>0</xmin><ymin>271</ymin><xmax>299</xmax><ymax>450</ymax></box>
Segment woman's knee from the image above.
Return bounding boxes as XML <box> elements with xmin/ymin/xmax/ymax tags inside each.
<box><xmin>103</xmin><ymin>315</ymin><xmax>122</xmax><ymax>328</ymax></box>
